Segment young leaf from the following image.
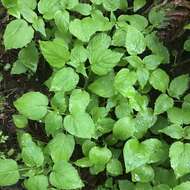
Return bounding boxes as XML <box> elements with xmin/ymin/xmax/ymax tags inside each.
<box><xmin>40</xmin><ymin>39</ymin><xmax>70</xmax><ymax>68</ymax></box>
<box><xmin>47</xmin><ymin>133</ymin><xmax>75</xmax><ymax>162</ymax></box>
<box><xmin>24</xmin><ymin>175</ymin><xmax>48</xmax><ymax>190</ymax></box>
<box><xmin>133</xmin><ymin>0</ymin><xmax>146</xmax><ymax>11</ymax></box>
<box><xmin>3</xmin><ymin>19</ymin><xmax>34</xmax><ymax>49</ymax></box>
<box><xmin>50</xmin><ymin>161</ymin><xmax>84</xmax><ymax>189</ymax></box>
<box><xmin>154</xmin><ymin>94</ymin><xmax>174</xmax><ymax>115</ymax></box>
<box><xmin>13</xmin><ymin>114</ymin><xmax>28</xmax><ymax>128</ymax></box>
<box><xmin>125</xmin><ymin>25</ymin><xmax>146</xmax><ymax>55</ymax></box>
<box><xmin>50</xmin><ymin>67</ymin><xmax>79</xmax><ymax>92</ymax></box>
<box><xmin>0</xmin><ymin>159</ymin><xmax>20</xmax><ymax>186</ymax></box>
<box><xmin>168</xmin><ymin>74</ymin><xmax>189</xmax><ymax>99</ymax></box>
<box><xmin>149</xmin><ymin>69</ymin><xmax>169</xmax><ymax>93</ymax></box>
<box><xmin>89</xmin><ymin>146</ymin><xmax>112</xmax><ymax>165</ymax></box>
<box><xmin>106</xmin><ymin>158</ymin><xmax>123</xmax><ymax>176</ymax></box>
<box><xmin>64</xmin><ymin>113</ymin><xmax>95</xmax><ymax>139</ymax></box>
<box><xmin>14</xmin><ymin>92</ymin><xmax>48</xmax><ymax>120</ymax></box>
<box><xmin>169</xmin><ymin>142</ymin><xmax>190</xmax><ymax>178</ymax></box>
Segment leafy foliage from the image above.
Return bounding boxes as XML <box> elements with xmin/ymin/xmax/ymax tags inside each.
<box><xmin>1</xmin><ymin>0</ymin><xmax>190</xmax><ymax>189</ymax></box>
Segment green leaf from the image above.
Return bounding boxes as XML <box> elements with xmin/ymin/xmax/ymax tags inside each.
<box><xmin>113</xmin><ymin>116</ymin><xmax>135</xmax><ymax>140</ymax></box>
<box><xmin>50</xmin><ymin>161</ymin><xmax>84</xmax><ymax>189</ymax></box>
<box><xmin>13</xmin><ymin>114</ymin><xmax>28</xmax><ymax>128</ymax></box>
<box><xmin>88</xmin><ymin>73</ymin><xmax>115</xmax><ymax>98</ymax></box>
<box><xmin>82</xmin><ymin>140</ymin><xmax>96</xmax><ymax>156</ymax></box>
<box><xmin>0</xmin><ymin>159</ymin><xmax>20</xmax><ymax>186</ymax></box>
<box><xmin>154</xmin><ymin>94</ymin><xmax>174</xmax><ymax>115</ymax></box>
<box><xmin>72</xmin><ymin>3</ymin><xmax>92</xmax><ymax>16</ymax></box>
<box><xmin>143</xmin><ymin>55</ymin><xmax>163</xmax><ymax>70</ymax></box>
<box><xmin>45</xmin><ymin>111</ymin><xmax>63</xmax><ymax>136</ymax></box>
<box><xmin>118</xmin><ymin>180</ymin><xmax>135</xmax><ymax>190</ymax></box>
<box><xmin>22</xmin><ymin>143</ymin><xmax>44</xmax><ymax>167</ymax></box>
<box><xmin>50</xmin><ymin>67</ymin><xmax>79</xmax><ymax>92</ymax></box>
<box><xmin>106</xmin><ymin>158</ymin><xmax>123</xmax><ymax>176</ymax></box>
<box><xmin>135</xmin><ymin>183</ymin><xmax>152</xmax><ymax>190</ymax></box>
<box><xmin>3</xmin><ymin>19</ymin><xmax>34</xmax><ymax>49</ymax></box>
<box><xmin>149</xmin><ymin>69</ymin><xmax>169</xmax><ymax>93</ymax></box>
<box><xmin>64</xmin><ymin>113</ymin><xmax>95</xmax><ymax>138</ymax></box>
<box><xmin>103</xmin><ymin>0</ymin><xmax>120</xmax><ymax>11</ymax></box>
<box><xmin>51</xmin><ymin>92</ymin><xmax>67</xmax><ymax>114</ymax></box>
<box><xmin>24</xmin><ymin>175</ymin><xmax>48</xmax><ymax>190</ymax></box>
<box><xmin>159</xmin><ymin>124</ymin><xmax>184</xmax><ymax>139</ymax></box>
<box><xmin>184</xmin><ymin>39</ymin><xmax>190</xmax><ymax>51</ymax></box>
<box><xmin>153</xmin><ymin>184</ymin><xmax>170</xmax><ymax>190</ymax></box>
<box><xmin>2</xmin><ymin>0</ymin><xmax>20</xmax><ymax>18</ymax></box>
<box><xmin>133</xmin><ymin>0</ymin><xmax>146</xmax><ymax>11</ymax></box>
<box><xmin>112</xmin><ymin>29</ymin><xmax>126</xmax><ymax>47</ymax></box>
<box><xmin>114</xmin><ymin>69</ymin><xmax>137</xmax><ymax>97</ymax></box>
<box><xmin>126</xmin><ymin>55</ymin><xmax>143</xmax><ymax>68</ymax></box>
<box><xmin>168</xmin><ymin>74</ymin><xmax>189</xmax><ymax>99</ymax></box>
<box><xmin>47</xmin><ymin>133</ymin><xmax>75</xmax><ymax>162</ymax></box>
<box><xmin>69</xmin><ymin>17</ymin><xmax>96</xmax><ymax>42</ymax></box>
<box><xmin>14</xmin><ymin>92</ymin><xmax>48</xmax><ymax>120</ymax></box>
<box><xmin>89</xmin><ymin>146</ymin><xmax>112</xmax><ymax>165</ymax></box>
<box><xmin>69</xmin><ymin>89</ymin><xmax>90</xmax><ymax>114</ymax></box>
<box><xmin>169</xmin><ymin>142</ymin><xmax>190</xmax><ymax>178</ymax></box>
<box><xmin>173</xmin><ymin>182</ymin><xmax>190</xmax><ymax>190</ymax></box>
<box><xmin>11</xmin><ymin>60</ymin><xmax>27</xmax><ymax>75</ymax></box>
<box><xmin>74</xmin><ymin>157</ymin><xmax>93</xmax><ymax>168</ymax></box>
<box><xmin>18</xmin><ymin>42</ymin><xmax>39</xmax><ymax>72</ymax></box>
<box><xmin>88</xmin><ymin>34</ymin><xmax>123</xmax><ymax>75</ymax></box>
<box><xmin>123</xmin><ymin>139</ymin><xmax>150</xmax><ymax>173</ymax></box>
<box><xmin>32</xmin><ymin>17</ymin><xmax>46</xmax><ymax>36</ymax></box>
<box><xmin>125</xmin><ymin>25</ymin><xmax>146</xmax><ymax>55</ymax></box>
<box><xmin>131</xmin><ymin>165</ymin><xmax>154</xmax><ymax>183</ymax></box>
<box><xmin>40</xmin><ymin>39</ymin><xmax>70</xmax><ymax>68</ymax></box>
<box><xmin>137</xmin><ymin>67</ymin><xmax>149</xmax><ymax>88</ymax></box>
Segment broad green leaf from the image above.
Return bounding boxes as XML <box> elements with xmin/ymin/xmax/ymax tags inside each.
<box><xmin>3</xmin><ymin>19</ymin><xmax>34</xmax><ymax>49</ymax></box>
<box><xmin>106</xmin><ymin>158</ymin><xmax>123</xmax><ymax>176</ymax></box>
<box><xmin>18</xmin><ymin>42</ymin><xmax>39</xmax><ymax>72</ymax></box>
<box><xmin>118</xmin><ymin>180</ymin><xmax>135</xmax><ymax>190</ymax></box>
<box><xmin>88</xmin><ymin>73</ymin><xmax>115</xmax><ymax>98</ymax></box>
<box><xmin>113</xmin><ymin>116</ymin><xmax>135</xmax><ymax>140</ymax></box>
<box><xmin>114</xmin><ymin>69</ymin><xmax>137</xmax><ymax>97</ymax></box>
<box><xmin>45</xmin><ymin>111</ymin><xmax>63</xmax><ymax>136</ymax></box>
<box><xmin>2</xmin><ymin>0</ymin><xmax>20</xmax><ymax>18</ymax></box>
<box><xmin>137</xmin><ymin>67</ymin><xmax>149</xmax><ymax>88</ymax></box>
<box><xmin>14</xmin><ymin>92</ymin><xmax>48</xmax><ymax>120</ymax></box>
<box><xmin>0</xmin><ymin>159</ymin><xmax>20</xmax><ymax>186</ymax></box>
<box><xmin>40</xmin><ymin>39</ymin><xmax>70</xmax><ymax>68</ymax></box>
<box><xmin>11</xmin><ymin>60</ymin><xmax>27</xmax><ymax>75</ymax></box>
<box><xmin>74</xmin><ymin>157</ymin><xmax>93</xmax><ymax>168</ymax></box>
<box><xmin>89</xmin><ymin>146</ymin><xmax>112</xmax><ymax>165</ymax></box>
<box><xmin>131</xmin><ymin>165</ymin><xmax>154</xmax><ymax>183</ymax></box>
<box><xmin>54</xmin><ymin>10</ymin><xmax>70</xmax><ymax>33</ymax></box>
<box><xmin>133</xmin><ymin>0</ymin><xmax>146</xmax><ymax>11</ymax></box>
<box><xmin>21</xmin><ymin>143</ymin><xmax>44</xmax><ymax>167</ymax></box>
<box><xmin>64</xmin><ymin>113</ymin><xmax>95</xmax><ymax>138</ymax></box>
<box><xmin>13</xmin><ymin>114</ymin><xmax>28</xmax><ymax>128</ymax></box>
<box><xmin>24</xmin><ymin>175</ymin><xmax>48</xmax><ymax>190</ymax></box>
<box><xmin>82</xmin><ymin>140</ymin><xmax>96</xmax><ymax>156</ymax></box>
<box><xmin>168</xmin><ymin>74</ymin><xmax>189</xmax><ymax>99</ymax></box>
<box><xmin>69</xmin><ymin>17</ymin><xmax>96</xmax><ymax>42</ymax></box>
<box><xmin>50</xmin><ymin>161</ymin><xmax>84</xmax><ymax>189</ymax></box>
<box><xmin>32</xmin><ymin>17</ymin><xmax>46</xmax><ymax>36</ymax></box>
<box><xmin>126</xmin><ymin>55</ymin><xmax>143</xmax><ymax>68</ymax></box>
<box><xmin>20</xmin><ymin>8</ymin><xmax>37</xmax><ymax>23</ymax></box>
<box><xmin>149</xmin><ymin>69</ymin><xmax>169</xmax><ymax>93</ymax></box>
<box><xmin>69</xmin><ymin>89</ymin><xmax>90</xmax><ymax>114</ymax></box>
<box><xmin>47</xmin><ymin>133</ymin><xmax>75</xmax><ymax>162</ymax></box>
<box><xmin>169</xmin><ymin>142</ymin><xmax>190</xmax><ymax>178</ymax></box>
<box><xmin>88</xmin><ymin>34</ymin><xmax>123</xmax><ymax>75</ymax></box>
<box><xmin>167</xmin><ymin>107</ymin><xmax>190</xmax><ymax>125</ymax></box>
<box><xmin>18</xmin><ymin>0</ymin><xmax>37</xmax><ymax>10</ymax></box>
<box><xmin>50</xmin><ymin>67</ymin><xmax>79</xmax><ymax>92</ymax></box>
<box><xmin>38</xmin><ymin>0</ymin><xmax>60</xmax><ymax>20</ymax></box>
<box><xmin>159</xmin><ymin>124</ymin><xmax>184</xmax><ymax>139</ymax></box>
<box><xmin>184</xmin><ymin>39</ymin><xmax>190</xmax><ymax>51</ymax></box>
<box><xmin>123</xmin><ymin>139</ymin><xmax>150</xmax><ymax>173</ymax></box>
<box><xmin>103</xmin><ymin>0</ymin><xmax>120</xmax><ymax>11</ymax></box>
<box><xmin>112</xmin><ymin>29</ymin><xmax>126</xmax><ymax>47</ymax></box>
<box><xmin>143</xmin><ymin>55</ymin><xmax>163</xmax><ymax>70</ymax></box>
<box><xmin>154</xmin><ymin>94</ymin><xmax>174</xmax><ymax>115</ymax></box>
<box><xmin>142</xmin><ymin>138</ymin><xmax>168</xmax><ymax>164</ymax></box>
<box><xmin>125</xmin><ymin>25</ymin><xmax>146</xmax><ymax>55</ymax></box>
<box><xmin>51</xmin><ymin>92</ymin><xmax>67</xmax><ymax>114</ymax></box>
<box><xmin>72</xmin><ymin>3</ymin><xmax>92</xmax><ymax>16</ymax></box>
<box><xmin>173</xmin><ymin>182</ymin><xmax>190</xmax><ymax>190</ymax></box>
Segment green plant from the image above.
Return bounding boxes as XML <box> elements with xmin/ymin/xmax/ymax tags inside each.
<box><xmin>1</xmin><ymin>0</ymin><xmax>190</xmax><ymax>189</ymax></box>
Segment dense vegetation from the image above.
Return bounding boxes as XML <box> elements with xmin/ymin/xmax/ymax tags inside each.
<box><xmin>1</xmin><ymin>0</ymin><xmax>190</xmax><ymax>189</ymax></box>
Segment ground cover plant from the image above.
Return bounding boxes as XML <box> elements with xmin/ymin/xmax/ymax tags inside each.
<box><xmin>1</xmin><ymin>0</ymin><xmax>190</xmax><ymax>189</ymax></box>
